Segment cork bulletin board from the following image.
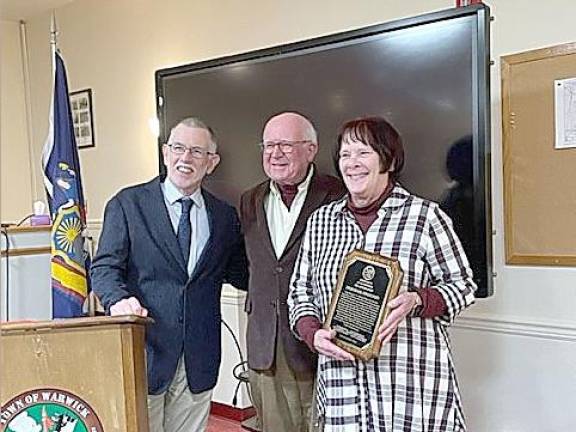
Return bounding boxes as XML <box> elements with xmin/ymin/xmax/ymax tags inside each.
<box><xmin>502</xmin><ymin>42</ymin><xmax>576</xmax><ymax>266</ymax></box>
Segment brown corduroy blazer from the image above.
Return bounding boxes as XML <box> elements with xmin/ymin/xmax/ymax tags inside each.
<box><xmin>240</xmin><ymin>170</ymin><xmax>345</xmax><ymax>372</ymax></box>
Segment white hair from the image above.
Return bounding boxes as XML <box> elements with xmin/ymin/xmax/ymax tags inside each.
<box><xmin>263</xmin><ymin>111</ymin><xmax>319</xmax><ymax>144</ymax></box>
<box><xmin>300</xmin><ymin>116</ymin><xmax>318</xmax><ymax>143</ymax></box>
<box><xmin>169</xmin><ymin>117</ymin><xmax>218</xmax><ymax>151</ymax></box>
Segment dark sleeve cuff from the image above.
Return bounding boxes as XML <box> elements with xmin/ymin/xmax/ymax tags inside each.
<box><xmin>295</xmin><ymin>316</ymin><xmax>322</xmax><ymax>352</ymax></box>
<box><xmin>415</xmin><ymin>288</ymin><xmax>448</xmax><ymax>318</ymax></box>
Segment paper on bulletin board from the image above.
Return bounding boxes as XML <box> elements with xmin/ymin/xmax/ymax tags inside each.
<box><xmin>554</xmin><ymin>77</ymin><xmax>576</xmax><ymax>149</ymax></box>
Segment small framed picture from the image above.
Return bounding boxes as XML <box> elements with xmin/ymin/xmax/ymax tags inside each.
<box><xmin>69</xmin><ymin>88</ymin><xmax>95</xmax><ymax>149</ymax></box>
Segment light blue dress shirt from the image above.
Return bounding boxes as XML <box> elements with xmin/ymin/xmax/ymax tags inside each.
<box><xmin>161</xmin><ymin>179</ymin><xmax>210</xmax><ymax>275</ymax></box>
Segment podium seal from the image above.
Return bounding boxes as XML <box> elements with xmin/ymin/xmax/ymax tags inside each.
<box><xmin>0</xmin><ymin>388</ymin><xmax>104</xmax><ymax>432</ymax></box>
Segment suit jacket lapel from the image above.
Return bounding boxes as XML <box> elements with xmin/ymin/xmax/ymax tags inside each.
<box><xmin>281</xmin><ymin>172</ymin><xmax>327</xmax><ymax>259</ymax></box>
<box><xmin>254</xmin><ymin>182</ymin><xmax>278</xmax><ymax>261</ymax></box>
<box><xmin>146</xmin><ymin>179</ymin><xmax>188</xmax><ymax>274</ymax></box>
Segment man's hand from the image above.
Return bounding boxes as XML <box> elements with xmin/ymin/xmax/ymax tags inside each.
<box><xmin>377</xmin><ymin>292</ymin><xmax>419</xmax><ymax>345</ymax></box>
<box><xmin>109</xmin><ymin>297</ymin><xmax>148</xmax><ymax>317</ymax></box>
<box><xmin>314</xmin><ymin>329</ymin><xmax>355</xmax><ymax>361</ymax></box>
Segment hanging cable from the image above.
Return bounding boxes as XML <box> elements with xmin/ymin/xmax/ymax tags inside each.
<box><xmin>221</xmin><ymin>318</ymin><xmax>253</xmax><ymax>407</ymax></box>
<box><xmin>16</xmin><ymin>213</ymin><xmax>34</xmax><ymax>226</ymax></box>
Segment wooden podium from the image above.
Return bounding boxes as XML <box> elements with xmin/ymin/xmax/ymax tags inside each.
<box><xmin>0</xmin><ymin>316</ymin><xmax>150</xmax><ymax>432</ymax></box>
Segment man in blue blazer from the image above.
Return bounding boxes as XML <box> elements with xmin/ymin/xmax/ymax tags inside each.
<box><xmin>91</xmin><ymin>117</ymin><xmax>248</xmax><ymax>432</ymax></box>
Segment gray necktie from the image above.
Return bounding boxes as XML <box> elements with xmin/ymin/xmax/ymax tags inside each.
<box><xmin>177</xmin><ymin>198</ymin><xmax>193</xmax><ymax>264</ymax></box>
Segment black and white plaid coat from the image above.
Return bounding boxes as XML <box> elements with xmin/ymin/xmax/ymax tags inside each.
<box><xmin>288</xmin><ymin>185</ymin><xmax>476</xmax><ymax>432</ymax></box>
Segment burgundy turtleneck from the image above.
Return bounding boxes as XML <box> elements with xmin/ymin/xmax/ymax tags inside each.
<box><xmin>346</xmin><ymin>181</ymin><xmax>394</xmax><ymax>234</ymax></box>
<box><xmin>277</xmin><ymin>183</ymin><xmax>299</xmax><ymax>209</ymax></box>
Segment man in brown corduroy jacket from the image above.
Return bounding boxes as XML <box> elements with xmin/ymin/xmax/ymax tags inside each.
<box><xmin>240</xmin><ymin>112</ymin><xmax>344</xmax><ymax>432</ymax></box>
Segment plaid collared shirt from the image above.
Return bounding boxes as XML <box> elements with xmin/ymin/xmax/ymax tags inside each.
<box><xmin>288</xmin><ymin>185</ymin><xmax>476</xmax><ymax>432</ymax></box>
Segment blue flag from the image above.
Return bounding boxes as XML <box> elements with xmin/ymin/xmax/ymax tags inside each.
<box><xmin>42</xmin><ymin>51</ymin><xmax>90</xmax><ymax>318</ymax></box>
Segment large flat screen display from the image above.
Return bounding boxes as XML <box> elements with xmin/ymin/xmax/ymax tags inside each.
<box><xmin>156</xmin><ymin>4</ymin><xmax>492</xmax><ymax>296</ymax></box>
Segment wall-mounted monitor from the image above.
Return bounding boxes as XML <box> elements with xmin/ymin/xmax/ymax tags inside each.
<box><xmin>156</xmin><ymin>4</ymin><xmax>492</xmax><ymax>296</ymax></box>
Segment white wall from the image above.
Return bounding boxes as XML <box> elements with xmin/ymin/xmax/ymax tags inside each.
<box><xmin>452</xmin><ymin>317</ymin><xmax>576</xmax><ymax>430</ymax></box>
<box><xmin>2</xmin><ymin>0</ymin><xmax>576</xmax><ymax>429</ymax></box>
<box><xmin>0</xmin><ymin>20</ymin><xmax>33</xmax><ymax>222</ymax></box>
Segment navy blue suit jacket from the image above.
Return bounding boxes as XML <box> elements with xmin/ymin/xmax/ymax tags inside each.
<box><xmin>91</xmin><ymin>177</ymin><xmax>248</xmax><ymax>394</ymax></box>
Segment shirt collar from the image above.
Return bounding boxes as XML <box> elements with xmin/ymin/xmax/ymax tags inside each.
<box><xmin>379</xmin><ymin>183</ymin><xmax>411</xmax><ymax>210</ymax></box>
<box><xmin>269</xmin><ymin>164</ymin><xmax>315</xmax><ymax>197</ymax></box>
<box><xmin>162</xmin><ymin>178</ymin><xmax>204</xmax><ymax>208</ymax></box>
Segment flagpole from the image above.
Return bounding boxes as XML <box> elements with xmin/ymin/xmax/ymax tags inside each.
<box><xmin>43</xmin><ymin>13</ymin><xmax>58</xmax><ymax>200</ymax></box>
<box><xmin>50</xmin><ymin>12</ymin><xmax>58</xmax><ymax>48</ymax></box>
<box><xmin>50</xmin><ymin>11</ymin><xmax>58</xmax><ymax>68</ymax></box>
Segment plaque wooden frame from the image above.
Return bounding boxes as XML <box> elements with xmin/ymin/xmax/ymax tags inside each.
<box><xmin>324</xmin><ymin>249</ymin><xmax>403</xmax><ymax>361</ymax></box>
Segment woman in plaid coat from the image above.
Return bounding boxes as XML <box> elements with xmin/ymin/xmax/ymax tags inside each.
<box><xmin>288</xmin><ymin>116</ymin><xmax>476</xmax><ymax>432</ymax></box>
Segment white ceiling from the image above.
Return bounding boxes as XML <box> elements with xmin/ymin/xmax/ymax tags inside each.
<box><xmin>0</xmin><ymin>0</ymin><xmax>76</xmax><ymax>21</ymax></box>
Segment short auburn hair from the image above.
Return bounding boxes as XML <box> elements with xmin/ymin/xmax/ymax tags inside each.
<box><xmin>334</xmin><ymin>116</ymin><xmax>405</xmax><ymax>183</ymax></box>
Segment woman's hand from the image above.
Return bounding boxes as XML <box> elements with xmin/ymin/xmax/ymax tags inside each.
<box><xmin>377</xmin><ymin>292</ymin><xmax>420</xmax><ymax>345</ymax></box>
<box><xmin>314</xmin><ymin>329</ymin><xmax>355</xmax><ymax>361</ymax></box>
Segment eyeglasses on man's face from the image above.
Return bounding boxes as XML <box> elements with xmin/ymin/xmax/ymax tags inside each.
<box><xmin>167</xmin><ymin>143</ymin><xmax>215</xmax><ymax>159</ymax></box>
<box><xmin>259</xmin><ymin>140</ymin><xmax>312</xmax><ymax>155</ymax></box>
